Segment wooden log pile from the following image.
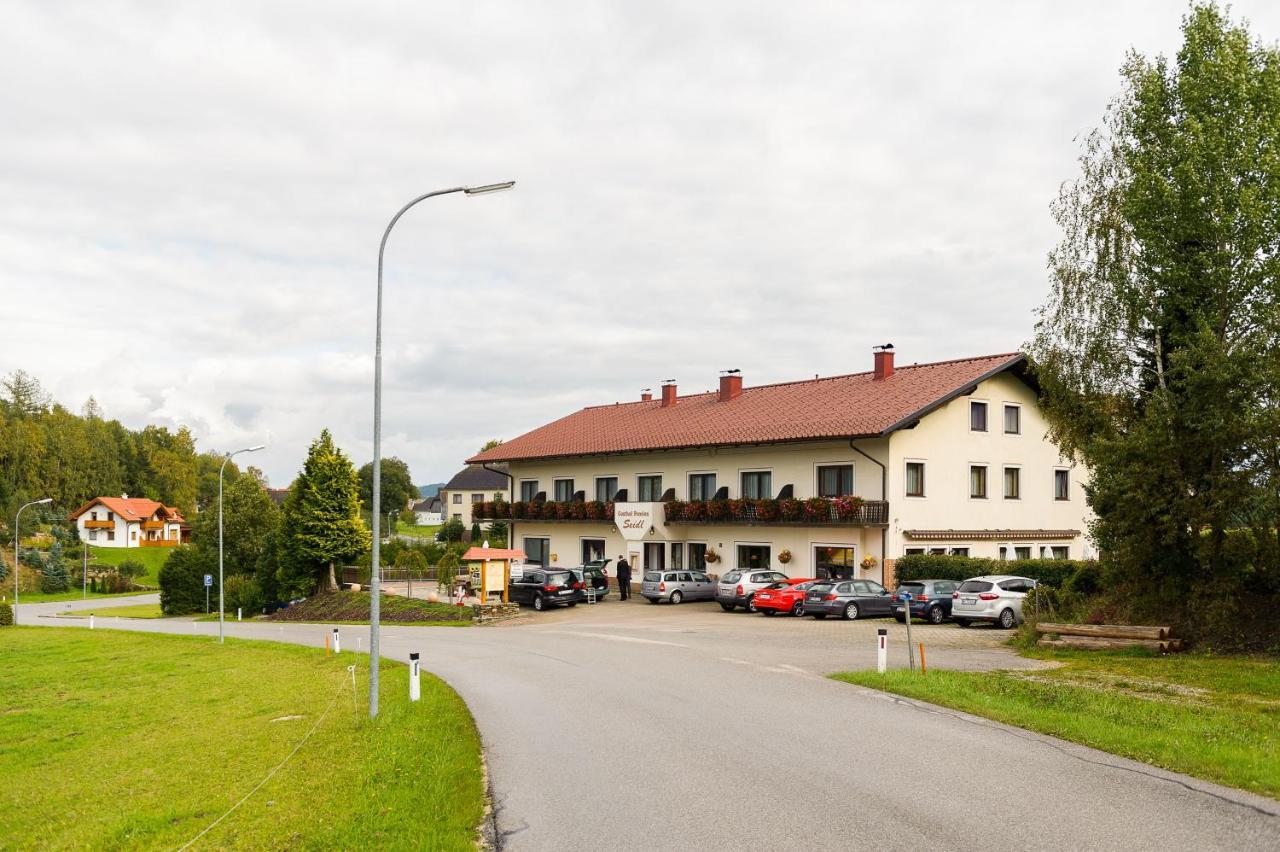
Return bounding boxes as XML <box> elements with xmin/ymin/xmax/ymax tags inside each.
<box><xmin>1035</xmin><ymin>622</ymin><xmax>1183</xmax><ymax>652</ymax></box>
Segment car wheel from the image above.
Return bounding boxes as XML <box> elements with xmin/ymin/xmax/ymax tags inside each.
<box><xmin>762</xmin><ymin>608</ymin><xmax>776</xmax><ymax>616</ymax></box>
<box><xmin>791</xmin><ymin>602</ymin><xmax>804</xmax><ymax>617</ymax></box>
<box><xmin>532</xmin><ymin>594</ymin><xmax>545</xmax><ymax>612</ymax></box>
<box><xmin>719</xmin><ymin>602</ymin><xmax>735</xmax><ymax>612</ymax></box>
<box><xmin>843</xmin><ymin>602</ymin><xmax>860</xmax><ymax>620</ymax></box>
<box><xmin>998</xmin><ymin>608</ymin><xmax>1017</xmax><ymax>629</ymax></box>
<box><xmin>670</xmin><ymin>590</ymin><xmax>683</xmax><ymax>605</ymax></box>
<box><xmin>894</xmin><ymin>615</ymin><xmax>905</xmax><ymax>623</ymax></box>
<box><xmin>745</xmin><ymin>595</ymin><xmax>757</xmax><ymax>613</ymax></box>
<box><xmin>928</xmin><ymin>605</ymin><xmax>945</xmax><ymax>625</ymax></box>
<box><xmin>812</xmin><ymin>613</ymin><xmax>827</xmax><ymax>620</ymax></box>
<box><xmin>955</xmin><ymin>619</ymin><xmax>971</xmax><ymax>628</ymax></box>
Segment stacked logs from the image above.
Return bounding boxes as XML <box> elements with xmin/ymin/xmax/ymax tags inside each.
<box><xmin>1035</xmin><ymin>623</ymin><xmax>1183</xmax><ymax>653</ymax></box>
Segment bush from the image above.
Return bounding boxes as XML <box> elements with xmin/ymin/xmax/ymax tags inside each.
<box><xmin>0</xmin><ymin>603</ymin><xmax>12</xmax><ymax>626</ymax></box>
<box><xmin>224</xmin><ymin>574</ymin><xmax>266</xmax><ymax>616</ymax></box>
<box><xmin>158</xmin><ymin>547</ymin><xmax>214</xmax><ymax>615</ymax></box>
<box><xmin>39</xmin><ymin>548</ymin><xmax>71</xmax><ymax>594</ymax></box>
<box><xmin>436</xmin><ymin>518</ymin><xmax>465</xmax><ymax>542</ymax></box>
<box><xmin>893</xmin><ymin>554</ymin><xmax>1099</xmax><ymax>587</ymax></box>
<box><xmin>115</xmin><ymin>559</ymin><xmax>146</xmax><ymax>581</ymax></box>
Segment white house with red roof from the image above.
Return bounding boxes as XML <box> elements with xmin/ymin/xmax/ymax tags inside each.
<box><xmin>68</xmin><ymin>495</ymin><xmax>189</xmax><ymax>548</ymax></box>
<box><xmin>467</xmin><ymin>348</ymin><xmax>1093</xmax><ymax>589</ymax></box>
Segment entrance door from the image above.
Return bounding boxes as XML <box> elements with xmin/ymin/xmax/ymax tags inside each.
<box><xmin>643</xmin><ymin>542</ymin><xmax>665</xmax><ymax>573</ymax></box>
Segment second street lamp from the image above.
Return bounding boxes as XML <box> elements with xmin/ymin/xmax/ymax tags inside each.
<box><xmin>219</xmin><ymin>445</ymin><xmax>264</xmax><ymax>643</ymax></box>
<box><xmin>369</xmin><ymin>180</ymin><xmax>515</xmax><ymax>718</ymax></box>
<box><xmin>13</xmin><ymin>497</ymin><xmax>53</xmax><ymax>625</ymax></box>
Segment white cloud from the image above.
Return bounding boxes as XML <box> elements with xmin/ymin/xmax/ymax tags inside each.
<box><xmin>3</xmin><ymin>0</ymin><xmax>1277</xmax><ymax>484</ymax></box>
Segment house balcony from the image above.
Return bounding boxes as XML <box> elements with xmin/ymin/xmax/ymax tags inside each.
<box><xmin>665</xmin><ymin>497</ymin><xmax>889</xmax><ymax>527</ymax></box>
<box><xmin>141</xmin><ymin>521</ymin><xmax>166</xmax><ymax>531</ymax></box>
<box><xmin>472</xmin><ymin>499</ymin><xmax>615</xmax><ymax>524</ymax></box>
<box><xmin>83</xmin><ymin>519</ymin><xmax>114</xmax><ymax>529</ymax></box>
<box><xmin>139</xmin><ymin>538</ymin><xmax>180</xmax><ymax>548</ymax></box>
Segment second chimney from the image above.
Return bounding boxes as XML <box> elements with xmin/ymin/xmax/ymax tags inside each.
<box><xmin>719</xmin><ymin>373</ymin><xmax>742</xmax><ymax>402</ymax></box>
<box><xmin>873</xmin><ymin>348</ymin><xmax>895</xmax><ymax>380</ymax></box>
<box><xmin>641</xmin><ymin>390</ymin><xmax>653</xmax><ymax>402</ymax></box>
<box><xmin>661</xmin><ymin>382</ymin><xmax>678</xmax><ymax>407</ymax></box>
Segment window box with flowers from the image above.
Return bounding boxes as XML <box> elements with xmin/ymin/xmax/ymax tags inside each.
<box><xmin>664</xmin><ymin>496</ymin><xmax>888</xmax><ymax>526</ymax></box>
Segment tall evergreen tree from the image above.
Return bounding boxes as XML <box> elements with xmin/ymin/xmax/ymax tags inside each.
<box><xmin>278</xmin><ymin>430</ymin><xmax>370</xmax><ymax>595</ymax></box>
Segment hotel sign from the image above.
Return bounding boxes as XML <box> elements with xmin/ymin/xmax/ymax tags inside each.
<box><xmin>614</xmin><ymin>502</ymin><xmax>667</xmax><ymax>541</ymax></box>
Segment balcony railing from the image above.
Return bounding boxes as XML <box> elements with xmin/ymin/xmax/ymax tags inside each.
<box><xmin>139</xmin><ymin>538</ymin><xmax>180</xmax><ymax>548</ymax></box>
<box><xmin>141</xmin><ymin>521</ymin><xmax>166</xmax><ymax>531</ymax></box>
<box><xmin>83</xmin><ymin>519</ymin><xmax>113</xmax><ymax>529</ymax></box>
<box><xmin>665</xmin><ymin>497</ymin><xmax>889</xmax><ymax>527</ymax></box>
<box><xmin>472</xmin><ymin>500</ymin><xmax>615</xmax><ymax>523</ymax></box>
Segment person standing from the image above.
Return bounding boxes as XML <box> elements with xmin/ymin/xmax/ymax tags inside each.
<box><xmin>616</xmin><ymin>555</ymin><xmax>632</xmax><ymax>601</ymax></box>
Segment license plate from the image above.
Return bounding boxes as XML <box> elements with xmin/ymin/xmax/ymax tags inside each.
<box><xmin>559</xmin><ymin>589</ymin><xmax>573</xmax><ymax>595</ymax></box>
<box><xmin>961</xmin><ymin>597</ymin><xmax>976</xmax><ymax>605</ymax></box>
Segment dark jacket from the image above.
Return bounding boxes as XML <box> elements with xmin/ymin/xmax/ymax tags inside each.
<box><xmin>616</xmin><ymin>559</ymin><xmax>632</xmax><ymax>579</ymax></box>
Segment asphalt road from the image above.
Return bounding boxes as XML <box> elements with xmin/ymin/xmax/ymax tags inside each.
<box><xmin>21</xmin><ymin>594</ymin><xmax>1280</xmax><ymax>851</ymax></box>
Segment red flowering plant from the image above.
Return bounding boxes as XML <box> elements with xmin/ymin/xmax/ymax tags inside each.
<box><xmin>604</xmin><ymin>501</ymin><xmax>616</xmax><ymax>520</ymax></box>
<box><xmin>552</xmin><ymin>501</ymin><xmax>569</xmax><ymax>520</ymax></box>
<box><xmin>540</xmin><ymin>501</ymin><xmax>557</xmax><ymax>520</ymax></box>
<box><xmin>683</xmin><ymin>500</ymin><xmax>706</xmax><ymax>520</ymax></box>
<box><xmin>664</xmin><ymin>499</ymin><xmax>685</xmax><ymax>522</ymax></box>
<box><xmin>754</xmin><ymin>499</ymin><xmax>779</xmax><ymax>521</ymax></box>
<box><xmin>727</xmin><ymin>499</ymin><xmax>749</xmax><ymax>519</ymax></box>
<box><xmin>511</xmin><ymin>501</ymin><xmax>528</xmax><ymax>519</ymax></box>
<box><xmin>779</xmin><ymin>498</ymin><xmax>804</xmax><ymax>522</ymax></box>
<box><xmin>706</xmin><ymin>499</ymin><xmax>729</xmax><ymax>520</ymax></box>
<box><xmin>570</xmin><ymin>501</ymin><xmax>587</xmax><ymax>520</ymax></box>
<box><xmin>804</xmin><ymin>497</ymin><xmax>831</xmax><ymax>520</ymax></box>
<box><xmin>584</xmin><ymin>500</ymin><xmax>604</xmax><ymax>520</ymax></box>
<box><xmin>832</xmin><ymin>495</ymin><xmax>865</xmax><ymax>520</ymax></box>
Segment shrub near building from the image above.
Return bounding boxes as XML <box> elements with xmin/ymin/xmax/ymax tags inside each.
<box><xmin>892</xmin><ymin>554</ymin><xmax>1099</xmax><ymax>588</ymax></box>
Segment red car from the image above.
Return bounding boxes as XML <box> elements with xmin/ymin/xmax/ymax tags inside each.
<box><xmin>753</xmin><ymin>578</ymin><xmax>817</xmax><ymax>616</ymax></box>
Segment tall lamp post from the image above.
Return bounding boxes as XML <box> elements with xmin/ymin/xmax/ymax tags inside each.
<box><xmin>219</xmin><ymin>445</ymin><xmax>264</xmax><ymax>643</ymax></box>
<box><xmin>13</xmin><ymin>497</ymin><xmax>53</xmax><ymax>625</ymax></box>
<box><xmin>369</xmin><ymin>181</ymin><xmax>515</xmax><ymax>718</ymax></box>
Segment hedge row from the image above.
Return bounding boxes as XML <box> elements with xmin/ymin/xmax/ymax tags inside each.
<box><xmin>893</xmin><ymin>554</ymin><xmax>1101</xmax><ymax>592</ymax></box>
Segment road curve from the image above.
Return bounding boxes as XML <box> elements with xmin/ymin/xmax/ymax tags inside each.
<box><xmin>21</xmin><ymin>596</ymin><xmax>1280</xmax><ymax>851</ymax></box>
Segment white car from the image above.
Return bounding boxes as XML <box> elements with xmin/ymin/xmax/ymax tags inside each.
<box><xmin>950</xmin><ymin>575</ymin><xmax>1036</xmax><ymax>629</ymax></box>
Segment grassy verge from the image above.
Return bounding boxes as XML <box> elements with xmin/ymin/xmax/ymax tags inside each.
<box><xmin>6</xmin><ymin>589</ymin><xmax>151</xmax><ymax>605</ymax></box>
<box><xmin>57</xmin><ymin>602</ymin><xmax>165</xmax><ymax>619</ymax></box>
<box><xmin>833</xmin><ymin>650</ymin><xmax>1279</xmax><ymax>799</ymax></box>
<box><xmin>269</xmin><ymin>591</ymin><xmax>472</xmax><ymax>625</ymax></box>
<box><xmin>88</xmin><ymin>545</ymin><xmax>172</xmax><ymax>585</ymax></box>
<box><xmin>396</xmin><ymin>524</ymin><xmax>441</xmax><ymax>540</ymax></box>
<box><xmin>0</xmin><ymin>628</ymin><xmax>484</xmax><ymax>849</ymax></box>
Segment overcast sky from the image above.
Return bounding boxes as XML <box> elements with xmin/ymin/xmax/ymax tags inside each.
<box><xmin>3</xmin><ymin>1</ymin><xmax>1277</xmax><ymax>487</ymax></box>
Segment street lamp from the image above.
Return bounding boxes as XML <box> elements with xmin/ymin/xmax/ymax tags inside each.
<box><xmin>13</xmin><ymin>497</ymin><xmax>53</xmax><ymax>625</ymax></box>
<box><xmin>219</xmin><ymin>445</ymin><xmax>264</xmax><ymax>643</ymax></box>
<box><xmin>369</xmin><ymin>180</ymin><xmax>515</xmax><ymax>718</ymax></box>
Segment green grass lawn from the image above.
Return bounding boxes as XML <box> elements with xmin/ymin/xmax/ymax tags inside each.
<box><xmin>5</xmin><ymin>588</ymin><xmax>151</xmax><ymax>605</ymax></box>
<box><xmin>57</xmin><ymin>602</ymin><xmax>165</xmax><ymax>619</ymax></box>
<box><xmin>395</xmin><ymin>524</ymin><xmax>441</xmax><ymax>540</ymax></box>
<box><xmin>269</xmin><ymin>591</ymin><xmax>473</xmax><ymax>626</ymax></box>
<box><xmin>88</xmin><ymin>545</ymin><xmax>173</xmax><ymax>585</ymax></box>
<box><xmin>0</xmin><ymin>628</ymin><xmax>484</xmax><ymax>849</ymax></box>
<box><xmin>833</xmin><ymin>650</ymin><xmax>1280</xmax><ymax>799</ymax></box>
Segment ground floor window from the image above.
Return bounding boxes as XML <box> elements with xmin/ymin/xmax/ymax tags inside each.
<box><xmin>1047</xmin><ymin>546</ymin><xmax>1069</xmax><ymax>560</ymax></box>
<box><xmin>737</xmin><ymin>544</ymin><xmax>771</xmax><ymax>571</ymax></box>
<box><xmin>670</xmin><ymin>542</ymin><xmax>684</xmax><ymax>570</ymax></box>
<box><xmin>688</xmin><ymin>542</ymin><xmax>707</xmax><ymax>572</ymax></box>
<box><xmin>524</xmin><ymin>537</ymin><xmax>551</xmax><ymax>566</ymax></box>
<box><xmin>88</xmin><ymin>530</ymin><xmax>98</xmax><ymax>541</ymax></box>
<box><xmin>581</xmin><ymin>538</ymin><xmax>605</xmax><ymax>564</ymax></box>
<box><xmin>904</xmin><ymin>547</ymin><xmax>924</xmax><ymax>556</ymax></box>
<box><xmin>1014</xmin><ymin>546</ymin><xmax>1031</xmax><ymax>560</ymax></box>
<box><xmin>815</xmin><ymin>545</ymin><xmax>856</xmax><ymax>580</ymax></box>
<box><xmin>949</xmin><ymin>547</ymin><xmax>970</xmax><ymax>557</ymax></box>
<box><xmin>644</xmin><ymin>542</ymin><xmax>665</xmax><ymax>572</ymax></box>
<box><xmin>928</xmin><ymin>547</ymin><xmax>947</xmax><ymax>556</ymax></box>
<box><xmin>106</xmin><ymin>530</ymin><xmax>115</xmax><ymax>542</ymax></box>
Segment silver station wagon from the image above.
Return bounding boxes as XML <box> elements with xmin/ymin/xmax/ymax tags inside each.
<box><xmin>641</xmin><ymin>570</ymin><xmax>716</xmax><ymax>604</ymax></box>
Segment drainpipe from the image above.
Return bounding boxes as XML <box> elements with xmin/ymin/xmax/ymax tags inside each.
<box><xmin>849</xmin><ymin>440</ymin><xmax>888</xmax><ymax>586</ymax></box>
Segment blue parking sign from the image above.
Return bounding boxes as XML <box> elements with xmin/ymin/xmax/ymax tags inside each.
<box><xmin>204</xmin><ymin>574</ymin><xmax>213</xmax><ymax>587</ymax></box>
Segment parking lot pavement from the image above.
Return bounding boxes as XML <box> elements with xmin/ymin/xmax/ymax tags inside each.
<box><xmin>491</xmin><ymin>595</ymin><xmax>1046</xmax><ymax>674</ymax></box>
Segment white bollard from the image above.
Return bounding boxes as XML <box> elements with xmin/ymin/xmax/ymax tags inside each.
<box><xmin>237</xmin><ymin>608</ymin><xmax>242</xmax><ymax>622</ymax></box>
<box><xmin>193</xmin><ymin>621</ymin><xmax>198</xmax><ymax>634</ymax></box>
<box><xmin>357</xmin><ymin>636</ymin><xmax>362</xmax><ymax>653</ymax></box>
<box><xmin>89</xmin><ymin>614</ymin><xmax>94</xmax><ymax>630</ymax></box>
<box><xmin>877</xmin><ymin>628</ymin><xmax>888</xmax><ymax>673</ymax></box>
<box><xmin>332</xmin><ymin>628</ymin><xmax>340</xmax><ymax>654</ymax></box>
<box><xmin>409</xmin><ymin>652</ymin><xmax>421</xmax><ymax>702</ymax></box>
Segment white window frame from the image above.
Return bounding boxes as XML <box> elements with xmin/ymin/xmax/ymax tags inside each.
<box><xmin>518</xmin><ymin>479</ymin><xmax>539</xmax><ymax>502</ymax></box>
<box><xmin>1050</xmin><ymin>545</ymin><xmax>1070</xmax><ymax>560</ymax></box>
<box><xmin>812</xmin><ymin>460</ymin><xmax>856</xmax><ymax>498</ymax></box>
<box><xmin>738</xmin><ymin>467</ymin><xmax>774</xmax><ymax>500</ymax></box>
<box><xmin>685</xmin><ymin>540</ymin><xmax>709</xmax><ymax>573</ymax></box>
<box><xmin>813</xmin><ymin>542</ymin><xmax>858</xmax><ymax>577</ymax></box>
<box><xmin>1013</xmin><ymin>545</ymin><xmax>1032</xmax><ymax>560</ymax></box>
<box><xmin>579</xmin><ymin>536</ymin><xmax>606</xmax><ymax>564</ymax></box>
<box><xmin>594</xmin><ymin>476</ymin><xmax>619</xmax><ymax>503</ymax></box>
<box><xmin>553</xmin><ymin>478</ymin><xmax>575</xmax><ymax>502</ymax></box>
<box><xmin>734</xmin><ymin>540</ymin><xmax>774</xmax><ymax>572</ymax></box>
<box><xmin>904</xmin><ymin>546</ymin><xmax>925</xmax><ymax>556</ymax></box>
<box><xmin>1003</xmin><ymin>465</ymin><xmax>1022</xmax><ymax>500</ymax></box>
<box><xmin>1003</xmin><ymin>402</ymin><xmax>1022</xmax><ymax>436</ymax></box>
<box><xmin>686</xmin><ymin>470</ymin><xmax>717</xmax><ymax>501</ymax></box>
<box><xmin>969</xmin><ymin>398</ymin><xmax>990</xmax><ymax>433</ymax></box>
<box><xmin>636</xmin><ymin>473</ymin><xmax>664</xmax><ymax>502</ymax></box>
<box><xmin>903</xmin><ymin>458</ymin><xmax>927</xmax><ymax>499</ymax></box>
<box><xmin>451</xmin><ymin>492</ymin><xmax>462</xmax><ymax>504</ymax></box>
<box><xmin>968</xmin><ymin>463</ymin><xmax>990</xmax><ymax>500</ymax></box>
<box><xmin>1053</xmin><ymin>467</ymin><xmax>1071</xmax><ymax>501</ymax></box>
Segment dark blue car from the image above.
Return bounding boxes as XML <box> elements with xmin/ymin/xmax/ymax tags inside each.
<box><xmin>890</xmin><ymin>579</ymin><xmax>959</xmax><ymax>624</ymax></box>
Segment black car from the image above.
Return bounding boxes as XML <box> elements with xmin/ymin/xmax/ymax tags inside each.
<box><xmin>570</xmin><ymin>559</ymin><xmax>612</xmax><ymax>602</ymax></box>
<box><xmin>890</xmin><ymin>578</ymin><xmax>959</xmax><ymax>624</ymax></box>
<box><xmin>509</xmin><ymin>568</ymin><xmax>582</xmax><ymax>611</ymax></box>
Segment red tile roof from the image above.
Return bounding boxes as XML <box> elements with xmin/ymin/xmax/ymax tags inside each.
<box><xmin>468</xmin><ymin>353</ymin><xmax>1027</xmax><ymax>463</ymax></box>
<box><xmin>462</xmin><ymin>547</ymin><xmax>528</xmax><ymax>561</ymax></box>
<box><xmin>68</xmin><ymin>496</ymin><xmax>186</xmax><ymax>523</ymax></box>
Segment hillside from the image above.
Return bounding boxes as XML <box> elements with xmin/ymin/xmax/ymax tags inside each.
<box><xmin>416</xmin><ymin>482</ymin><xmax>445</xmax><ymax>499</ymax></box>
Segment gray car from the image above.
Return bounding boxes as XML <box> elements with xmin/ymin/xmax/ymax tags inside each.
<box><xmin>804</xmin><ymin>579</ymin><xmax>895</xmax><ymax>620</ymax></box>
<box><xmin>716</xmin><ymin>569</ymin><xmax>789</xmax><ymax>612</ymax></box>
<box><xmin>641</xmin><ymin>570</ymin><xmax>716</xmax><ymax>604</ymax></box>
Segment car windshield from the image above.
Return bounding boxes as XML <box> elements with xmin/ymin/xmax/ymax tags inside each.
<box><xmin>900</xmin><ymin>583</ymin><xmax>925</xmax><ymax>596</ymax></box>
<box><xmin>958</xmin><ymin>580</ymin><xmax>993</xmax><ymax>593</ymax></box>
<box><xmin>644</xmin><ymin>572</ymin><xmax>661</xmax><ymax>583</ymax></box>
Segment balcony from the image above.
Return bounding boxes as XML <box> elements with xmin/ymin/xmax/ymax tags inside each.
<box><xmin>141</xmin><ymin>521</ymin><xmax>166</xmax><ymax>531</ymax></box>
<box><xmin>472</xmin><ymin>499</ymin><xmax>615</xmax><ymax>524</ymax></box>
<box><xmin>665</xmin><ymin>497</ymin><xmax>889</xmax><ymax>527</ymax></box>
<box><xmin>139</xmin><ymin>538</ymin><xmax>180</xmax><ymax>548</ymax></box>
<box><xmin>83</xmin><ymin>519</ymin><xmax>113</xmax><ymax>529</ymax></box>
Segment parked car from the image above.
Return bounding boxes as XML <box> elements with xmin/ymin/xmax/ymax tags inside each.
<box><xmin>570</xmin><ymin>559</ymin><xmax>612</xmax><ymax>601</ymax></box>
<box><xmin>804</xmin><ymin>578</ymin><xmax>895</xmax><ymax>620</ymax></box>
<box><xmin>641</xmin><ymin>570</ymin><xmax>716</xmax><ymax>604</ymax></box>
<box><xmin>753</xmin><ymin>578</ymin><xmax>817</xmax><ymax>616</ymax></box>
<box><xmin>890</xmin><ymin>579</ymin><xmax>960</xmax><ymax>624</ymax></box>
<box><xmin>509</xmin><ymin>568</ymin><xmax>582</xmax><ymax>611</ymax></box>
<box><xmin>716</xmin><ymin>569</ymin><xmax>790</xmax><ymax>612</ymax></box>
<box><xmin>950</xmin><ymin>575</ymin><xmax>1037</xmax><ymax>629</ymax></box>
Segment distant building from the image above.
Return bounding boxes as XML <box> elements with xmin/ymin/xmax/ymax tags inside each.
<box><xmin>265</xmin><ymin>488</ymin><xmax>290</xmax><ymax>507</ymax></box>
<box><xmin>68</xmin><ymin>495</ymin><xmax>189</xmax><ymax>548</ymax></box>
<box><xmin>412</xmin><ymin>496</ymin><xmax>444</xmax><ymax>526</ymax></box>
<box><xmin>439</xmin><ymin>464</ymin><xmax>510</xmax><ymax>529</ymax></box>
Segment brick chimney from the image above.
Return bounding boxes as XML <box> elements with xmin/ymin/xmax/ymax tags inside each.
<box><xmin>719</xmin><ymin>371</ymin><xmax>742</xmax><ymax>402</ymax></box>
<box><xmin>660</xmin><ymin>382</ymin><xmax>678</xmax><ymax>408</ymax></box>
<box><xmin>641</xmin><ymin>389</ymin><xmax>653</xmax><ymax>402</ymax></box>
<box><xmin>873</xmin><ymin>346</ymin><xmax>895</xmax><ymax>380</ymax></box>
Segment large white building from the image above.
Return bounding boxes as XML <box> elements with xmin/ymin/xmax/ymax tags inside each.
<box><xmin>468</xmin><ymin>349</ymin><xmax>1092</xmax><ymax>586</ymax></box>
<box><xmin>68</xmin><ymin>495</ymin><xmax>188</xmax><ymax>548</ymax></box>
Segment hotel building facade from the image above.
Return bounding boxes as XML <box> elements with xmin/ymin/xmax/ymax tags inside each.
<box><xmin>469</xmin><ymin>350</ymin><xmax>1092</xmax><ymax>586</ymax></box>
